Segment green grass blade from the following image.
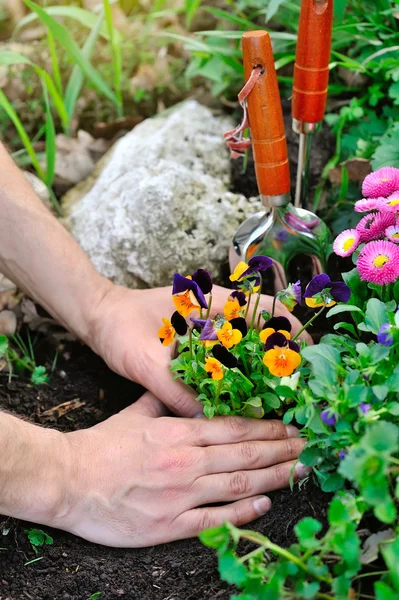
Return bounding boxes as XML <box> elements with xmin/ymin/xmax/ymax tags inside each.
<box><xmin>24</xmin><ymin>0</ymin><xmax>118</xmax><ymax>106</ymax></box>
<box><xmin>0</xmin><ymin>51</ymin><xmax>68</xmax><ymax>131</ymax></box>
<box><xmin>14</xmin><ymin>5</ymin><xmax>121</xmax><ymax>43</ymax></box>
<box><xmin>185</xmin><ymin>0</ymin><xmax>202</xmax><ymax>28</ymax></box>
<box><xmin>0</xmin><ymin>90</ymin><xmax>45</xmax><ymax>180</ymax></box>
<box><xmin>47</xmin><ymin>29</ymin><xmax>63</xmax><ymax>96</ymax></box>
<box><xmin>64</xmin><ymin>12</ymin><xmax>104</xmax><ymax>124</ymax></box>
<box><xmin>103</xmin><ymin>0</ymin><xmax>123</xmax><ymax>117</ymax></box>
<box><xmin>203</xmin><ymin>7</ymin><xmax>256</xmax><ymax>29</ymax></box>
<box><xmin>42</xmin><ymin>79</ymin><xmax>56</xmax><ymax>189</ymax></box>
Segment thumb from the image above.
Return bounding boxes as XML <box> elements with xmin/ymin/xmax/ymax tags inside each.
<box><xmin>147</xmin><ymin>369</ymin><xmax>203</xmax><ymax>417</ymax></box>
<box><xmin>128</xmin><ymin>392</ymin><xmax>170</xmax><ymax>418</ymax></box>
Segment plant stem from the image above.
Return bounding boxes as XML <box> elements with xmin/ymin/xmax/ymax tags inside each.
<box><xmin>239</xmin><ymin>532</ymin><xmax>331</xmax><ymax>584</ymax></box>
<box><xmin>292</xmin><ymin>306</ymin><xmax>326</xmax><ymax>341</ymax></box>
<box><xmin>353</xmin><ymin>570</ymin><xmax>388</xmax><ymax>581</ymax></box>
<box><xmin>244</xmin><ymin>294</ymin><xmax>252</xmax><ymax>320</ymax></box>
<box><xmin>205</xmin><ymin>293</ymin><xmax>213</xmax><ymax>320</ymax></box>
<box><xmin>188</xmin><ymin>328</ymin><xmax>193</xmax><ymax>361</ymax></box>
<box><xmin>214</xmin><ymin>377</ymin><xmax>223</xmax><ymax>406</ymax></box>
<box><xmin>250</xmin><ymin>278</ymin><xmax>263</xmax><ymax>332</ymax></box>
<box><xmin>271</xmin><ymin>294</ymin><xmax>277</xmax><ymax>317</ymax></box>
<box><xmin>239</xmin><ymin>546</ymin><xmax>267</xmax><ymax>563</ymax></box>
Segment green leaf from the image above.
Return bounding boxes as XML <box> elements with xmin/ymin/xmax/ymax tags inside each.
<box><xmin>295</xmin><ymin>581</ymin><xmax>320</xmax><ymax>599</ymax></box>
<box><xmin>362</xmin><ymin>298</ymin><xmax>389</xmax><ymax>335</ymax></box>
<box><xmin>294</xmin><ymin>517</ymin><xmax>322</xmax><ymax>550</ymax></box>
<box><xmin>219</xmin><ymin>551</ymin><xmax>248</xmax><ymax>585</ymax></box>
<box><xmin>381</xmin><ymin>538</ymin><xmax>399</xmax><ymax>591</ymax></box>
<box><xmin>372</xmin><ymin>121</ymin><xmax>399</xmax><ymax>170</ymax></box>
<box><xmin>261</xmin><ymin>392</ymin><xmax>281</xmax><ymax>409</ymax></box>
<box><xmin>364</xmin><ymin>422</ymin><xmax>399</xmax><ymax>453</ymax></box>
<box><xmin>299</xmin><ymin>447</ymin><xmax>323</xmax><ymax>468</ymax></box>
<box><xmin>321</xmin><ymin>473</ymin><xmax>345</xmax><ymax>493</ymax></box>
<box><xmin>185</xmin><ymin>0</ymin><xmax>202</xmax><ymax>28</ymax></box>
<box><xmin>373</xmin><ymin>385</ymin><xmax>389</xmax><ymax>401</ymax></box>
<box><xmin>42</xmin><ymin>80</ymin><xmax>56</xmax><ymax>187</ymax></box>
<box><xmin>31</xmin><ymin>366</ymin><xmax>49</xmax><ymax>385</ymax></box>
<box><xmin>25</xmin><ymin>528</ymin><xmax>53</xmax><ymax>547</ymax></box>
<box><xmin>203</xmin><ymin>404</ymin><xmax>215</xmax><ymax>419</ymax></box>
<box><xmin>375</xmin><ymin>582</ymin><xmax>398</xmax><ymax>600</ymax></box>
<box><xmin>0</xmin><ymin>335</ymin><xmax>9</xmax><ymax>358</ymax></box>
<box><xmin>302</xmin><ymin>344</ymin><xmax>341</xmax><ymax>387</ymax></box>
<box><xmin>199</xmin><ymin>524</ymin><xmax>230</xmax><ymax>552</ymax></box>
<box><xmin>24</xmin><ymin>0</ymin><xmax>118</xmax><ymax>106</ymax></box>
<box><xmin>326</xmin><ymin>304</ymin><xmax>364</xmax><ymax>318</ymax></box>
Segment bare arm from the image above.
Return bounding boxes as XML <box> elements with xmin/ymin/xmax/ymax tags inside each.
<box><xmin>0</xmin><ymin>143</ymin><xmax>111</xmax><ymax>344</ymax></box>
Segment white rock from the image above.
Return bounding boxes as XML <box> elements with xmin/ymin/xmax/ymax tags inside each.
<box><xmin>65</xmin><ymin>101</ymin><xmax>258</xmax><ymax>288</ymax></box>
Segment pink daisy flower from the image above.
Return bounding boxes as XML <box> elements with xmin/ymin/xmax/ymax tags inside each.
<box><xmin>386</xmin><ymin>224</ymin><xmax>399</xmax><ymax>244</ymax></box>
<box><xmin>333</xmin><ymin>228</ymin><xmax>360</xmax><ymax>257</ymax></box>
<box><xmin>357</xmin><ymin>240</ymin><xmax>399</xmax><ymax>285</ymax></box>
<box><xmin>354</xmin><ymin>197</ymin><xmax>387</xmax><ymax>213</ymax></box>
<box><xmin>362</xmin><ymin>167</ymin><xmax>399</xmax><ymax>199</ymax></box>
<box><xmin>381</xmin><ymin>191</ymin><xmax>399</xmax><ymax>213</ymax></box>
<box><xmin>356</xmin><ymin>211</ymin><xmax>396</xmax><ymax>243</ymax></box>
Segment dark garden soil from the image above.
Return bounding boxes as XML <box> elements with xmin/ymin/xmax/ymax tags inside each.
<box><xmin>0</xmin><ymin>105</ymin><xmax>342</xmax><ymax>600</ymax></box>
<box><xmin>0</xmin><ymin>343</ymin><xmax>331</xmax><ymax>600</ymax></box>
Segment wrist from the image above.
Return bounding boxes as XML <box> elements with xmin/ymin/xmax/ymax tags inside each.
<box><xmin>0</xmin><ymin>413</ymin><xmax>71</xmax><ymax>526</ymax></box>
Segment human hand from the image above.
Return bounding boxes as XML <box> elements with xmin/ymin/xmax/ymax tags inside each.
<box><xmin>53</xmin><ymin>393</ymin><xmax>309</xmax><ymax>547</ymax></box>
<box><xmin>89</xmin><ymin>283</ymin><xmax>312</xmax><ymax>417</ymax></box>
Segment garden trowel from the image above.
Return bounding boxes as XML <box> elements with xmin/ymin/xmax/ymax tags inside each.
<box><xmin>293</xmin><ymin>0</ymin><xmax>334</xmax><ymax>208</ymax></box>
<box><xmin>229</xmin><ymin>30</ymin><xmax>331</xmax><ymax>292</ymax></box>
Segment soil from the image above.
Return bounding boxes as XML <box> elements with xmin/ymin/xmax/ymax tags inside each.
<box><xmin>0</xmin><ymin>105</ymin><xmax>336</xmax><ymax>600</ymax></box>
<box><xmin>0</xmin><ymin>344</ymin><xmax>330</xmax><ymax>600</ymax></box>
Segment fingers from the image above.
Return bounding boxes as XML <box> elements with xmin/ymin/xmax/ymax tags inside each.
<box><xmin>194</xmin><ymin>416</ymin><xmax>299</xmax><ymax>446</ymax></box>
<box><xmin>203</xmin><ymin>437</ymin><xmax>306</xmax><ymax>474</ymax></box>
<box><xmin>126</xmin><ymin>392</ymin><xmax>170</xmax><ymax>418</ymax></box>
<box><xmin>173</xmin><ymin>495</ymin><xmax>272</xmax><ymax>539</ymax></box>
<box><xmin>195</xmin><ymin>460</ymin><xmax>311</xmax><ymax>505</ymax></box>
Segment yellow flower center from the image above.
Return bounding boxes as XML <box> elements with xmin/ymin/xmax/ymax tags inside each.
<box><xmin>373</xmin><ymin>254</ymin><xmax>389</xmax><ymax>268</ymax></box>
<box><xmin>393</xmin><ymin>233</ymin><xmax>399</xmax><ymax>240</ymax></box>
<box><xmin>388</xmin><ymin>199</ymin><xmax>399</xmax><ymax>206</ymax></box>
<box><xmin>343</xmin><ymin>237</ymin><xmax>355</xmax><ymax>251</ymax></box>
<box><xmin>380</xmin><ymin>178</ymin><xmax>390</xmax><ymax>182</ymax></box>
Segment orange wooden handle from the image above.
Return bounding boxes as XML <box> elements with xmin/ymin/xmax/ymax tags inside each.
<box><xmin>242</xmin><ymin>30</ymin><xmax>290</xmax><ymax>197</ymax></box>
<box><xmin>292</xmin><ymin>0</ymin><xmax>333</xmax><ymax>123</ymax></box>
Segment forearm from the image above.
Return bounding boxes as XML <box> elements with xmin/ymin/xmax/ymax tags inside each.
<box><xmin>0</xmin><ymin>143</ymin><xmax>112</xmax><ymax>343</ymax></box>
<box><xmin>0</xmin><ymin>412</ymin><xmax>68</xmax><ymax>523</ymax></box>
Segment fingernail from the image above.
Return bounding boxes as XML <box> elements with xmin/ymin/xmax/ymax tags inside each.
<box><xmin>286</xmin><ymin>425</ymin><xmax>299</xmax><ymax>438</ymax></box>
<box><xmin>194</xmin><ymin>412</ymin><xmax>205</xmax><ymax>418</ymax></box>
<box><xmin>253</xmin><ymin>496</ymin><xmax>272</xmax><ymax>516</ymax></box>
<box><xmin>295</xmin><ymin>462</ymin><xmax>312</xmax><ymax>479</ymax></box>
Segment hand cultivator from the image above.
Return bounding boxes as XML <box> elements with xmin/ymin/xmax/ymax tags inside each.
<box><xmin>227</xmin><ymin>0</ymin><xmax>334</xmax><ymax>292</ymax></box>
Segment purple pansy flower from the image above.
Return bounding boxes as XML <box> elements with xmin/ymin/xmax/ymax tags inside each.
<box><xmin>321</xmin><ymin>409</ymin><xmax>339</xmax><ymax>426</ymax></box>
<box><xmin>192</xmin><ymin>269</ymin><xmax>213</xmax><ymax>294</ymax></box>
<box><xmin>241</xmin><ymin>255</ymin><xmax>273</xmax><ymax>278</ymax></box>
<box><xmin>276</xmin><ymin>280</ymin><xmax>302</xmax><ymax>312</ymax></box>
<box><xmin>304</xmin><ymin>274</ymin><xmax>350</xmax><ymax>308</ymax></box>
<box><xmin>264</xmin><ymin>332</ymin><xmax>299</xmax><ymax>353</ymax></box>
<box><xmin>339</xmin><ymin>450</ymin><xmax>347</xmax><ymax>460</ymax></box>
<box><xmin>262</xmin><ymin>316</ymin><xmax>292</xmax><ymax>334</ymax></box>
<box><xmin>359</xmin><ymin>403</ymin><xmax>371</xmax><ymax>414</ymax></box>
<box><xmin>172</xmin><ymin>274</ymin><xmax>208</xmax><ymax>309</ymax></box>
<box><xmin>213</xmin><ymin>345</ymin><xmax>238</xmax><ymax>368</ymax></box>
<box><xmin>199</xmin><ymin>318</ymin><xmax>218</xmax><ymax>341</ymax></box>
<box><xmin>191</xmin><ymin>318</ymin><xmax>207</xmax><ymax>329</ymax></box>
<box><xmin>171</xmin><ymin>311</ymin><xmax>188</xmax><ymax>335</ymax></box>
<box><xmin>377</xmin><ymin>323</ymin><xmax>393</xmax><ymax>346</ymax></box>
<box><xmin>230</xmin><ymin>291</ymin><xmax>247</xmax><ymax>306</ymax></box>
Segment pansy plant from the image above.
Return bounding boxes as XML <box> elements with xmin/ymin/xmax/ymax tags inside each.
<box><xmin>159</xmin><ymin>264</ymin><xmax>346</xmax><ymax>419</ymax></box>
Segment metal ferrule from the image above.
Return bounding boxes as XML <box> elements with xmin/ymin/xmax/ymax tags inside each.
<box><xmin>292</xmin><ymin>119</ymin><xmax>322</xmax><ymax>135</ymax></box>
<box><xmin>261</xmin><ymin>193</ymin><xmax>291</xmax><ymax>208</ymax></box>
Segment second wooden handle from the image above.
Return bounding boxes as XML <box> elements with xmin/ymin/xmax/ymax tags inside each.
<box><xmin>242</xmin><ymin>30</ymin><xmax>290</xmax><ymax>197</ymax></box>
<box><xmin>292</xmin><ymin>0</ymin><xmax>334</xmax><ymax>124</ymax></box>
